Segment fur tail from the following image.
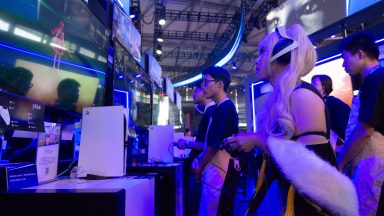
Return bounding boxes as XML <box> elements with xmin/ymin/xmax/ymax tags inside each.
<box><xmin>267</xmin><ymin>137</ymin><xmax>358</xmax><ymax>216</ymax></box>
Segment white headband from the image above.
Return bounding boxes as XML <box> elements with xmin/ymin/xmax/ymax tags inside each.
<box><xmin>269</xmin><ymin>26</ymin><xmax>299</xmax><ymax>63</ymax></box>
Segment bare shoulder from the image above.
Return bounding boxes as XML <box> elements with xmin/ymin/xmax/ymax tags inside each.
<box><xmin>291</xmin><ymin>88</ymin><xmax>324</xmax><ymax>109</ymax></box>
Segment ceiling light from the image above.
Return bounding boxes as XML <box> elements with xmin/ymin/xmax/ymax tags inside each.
<box><xmin>129</xmin><ymin>14</ymin><xmax>136</xmax><ymax>19</ymax></box>
<box><xmin>232</xmin><ymin>62</ymin><xmax>237</xmax><ymax>70</ymax></box>
<box><xmin>156</xmin><ymin>49</ymin><xmax>162</xmax><ymax>55</ymax></box>
<box><xmin>157</xmin><ymin>38</ymin><xmax>164</xmax><ymax>42</ymax></box>
<box><xmin>158</xmin><ymin>19</ymin><xmax>166</xmax><ymax>25</ymax></box>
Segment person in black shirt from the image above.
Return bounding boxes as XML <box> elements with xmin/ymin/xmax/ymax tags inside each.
<box><xmin>311</xmin><ymin>74</ymin><xmax>351</xmax><ymax>151</ymax></box>
<box><xmin>336</xmin><ymin>31</ymin><xmax>384</xmax><ymax>215</ymax></box>
<box><xmin>191</xmin><ymin>66</ymin><xmax>239</xmax><ymax>216</ymax></box>
<box><xmin>174</xmin><ymin>82</ymin><xmax>215</xmax><ymax>216</ymax></box>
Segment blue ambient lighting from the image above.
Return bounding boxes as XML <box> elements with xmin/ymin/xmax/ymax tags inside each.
<box><xmin>0</xmin><ymin>42</ymin><xmax>106</xmax><ymax>75</ymax></box>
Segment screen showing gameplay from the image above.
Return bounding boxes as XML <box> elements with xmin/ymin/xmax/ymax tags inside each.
<box><xmin>0</xmin><ymin>0</ymin><xmax>109</xmax><ymax>113</ymax></box>
<box><xmin>113</xmin><ymin>4</ymin><xmax>141</xmax><ymax>63</ymax></box>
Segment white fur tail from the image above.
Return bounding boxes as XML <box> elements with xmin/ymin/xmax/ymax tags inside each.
<box><xmin>267</xmin><ymin>137</ymin><xmax>358</xmax><ymax>216</ymax></box>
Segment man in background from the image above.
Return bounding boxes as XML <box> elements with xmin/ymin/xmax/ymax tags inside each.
<box><xmin>55</xmin><ymin>78</ymin><xmax>80</xmax><ymax>112</ymax></box>
<box><xmin>174</xmin><ymin>82</ymin><xmax>215</xmax><ymax>216</ymax></box>
<box><xmin>192</xmin><ymin>66</ymin><xmax>239</xmax><ymax>216</ymax></box>
<box><xmin>337</xmin><ymin>31</ymin><xmax>384</xmax><ymax>215</ymax></box>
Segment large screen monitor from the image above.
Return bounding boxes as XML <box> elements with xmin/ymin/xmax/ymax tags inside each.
<box><xmin>0</xmin><ymin>0</ymin><xmax>109</xmax><ymax>113</ymax></box>
<box><xmin>113</xmin><ymin>4</ymin><xmax>141</xmax><ymax>63</ymax></box>
<box><xmin>164</xmin><ymin>77</ymin><xmax>174</xmax><ymax>103</ymax></box>
<box><xmin>152</xmin><ymin>82</ymin><xmax>163</xmax><ymax>126</ymax></box>
<box><xmin>114</xmin><ymin>41</ymin><xmax>151</xmax><ymax>129</ymax></box>
<box><xmin>147</xmin><ymin>53</ymin><xmax>162</xmax><ymax>88</ymax></box>
<box><xmin>266</xmin><ymin>0</ymin><xmax>346</xmax><ymax>34</ymax></box>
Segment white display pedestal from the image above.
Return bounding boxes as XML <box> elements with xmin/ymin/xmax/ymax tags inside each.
<box><xmin>28</xmin><ymin>176</ymin><xmax>155</xmax><ymax>216</ymax></box>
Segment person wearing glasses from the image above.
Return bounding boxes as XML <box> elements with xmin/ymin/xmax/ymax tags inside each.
<box><xmin>174</xmin><ymin>81</ymin><xmax>216</xmax><ymax>216</ymax></box>
<box><xmin>191</xmin><ymin>66</ymin><xmax>239</xmax><ymax>216</ymax></box>
<box><xmin>223</xmin><ymin>24</ymin><xmax>358</xmax><ymax>215</ymax></box>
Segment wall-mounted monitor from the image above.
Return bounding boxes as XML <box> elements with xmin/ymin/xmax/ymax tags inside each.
<box><xmin>113</xmin><ymin>41</ymin><xmax>151</xmax><ymax>129</ymax></box>
<box><xmin>266</xmin><ymin>0</ymin><xmax>346</xmax><ymax>35</ymax></box>
<box><xmin>164</xmin><ymin>77</ymin><xmax>174</xmax><ymax>103</ymax></box>
<box><xmin>0</xmin><ymin>0</ymin><xmax>109</xmax><ymax>113</ymax></box>
<box><xmin>175</xmin><ymin>91</ymin><xmax>181</xmax><ymax>110</ymax></box>
<box><xmin>152</xmin><ymin>82</ymin><xmax>164</xmax><ymax>126</ymax></box>
<box><xmin>147</xmin><ymin>53</ymin><xmax>162</xmax><ymax>88</ymax></box>
<box><xmin>113</xmin><ymin>4</ymin><xmax>141</xmax><ymax>63</ymax></box>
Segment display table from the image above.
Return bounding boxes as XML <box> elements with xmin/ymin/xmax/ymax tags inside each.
<box><xmin>0</xmin><ymin>176</ymin><xmax>155</xmax><ymax>216</ymax></box>
<box><xmin>127</xmin><ymin>162</ymin><xmax>184</xmax><ymax>216</ymax></box>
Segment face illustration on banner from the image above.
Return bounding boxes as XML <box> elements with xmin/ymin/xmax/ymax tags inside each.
<box><xmin>266</xmin><ymin>0</ymin><xmax>345</xmax><ymax>34</ymax></box>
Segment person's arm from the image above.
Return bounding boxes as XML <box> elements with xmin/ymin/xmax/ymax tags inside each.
<box><xmin>192</xmin><ymin>146</ymin><xmax>217</xmax><ymax>173</ymax></box>
<box><xmin>338</xmin><ymin>73</ymin><xmax>384</xmax><ymax>169</ymax></box>
<box><xmin>174</xmin><ymin>139</ymin><xmax>204</xmax><ymax>151</ymax></box>
<box><xmin>337</xmin><ymin>122</ymin><xmax>374</xmax><ymax>169</ymax></box>
<box><xmin>192</xmin><ymin>102</ymin><xmax>236</xmax><ymax>173</ymax></box>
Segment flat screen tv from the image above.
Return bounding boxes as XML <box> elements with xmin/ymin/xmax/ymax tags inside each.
<box><xmin>147</xmin><ymin>53</ymin><xmax>162</xmax><ymax>88</ymax></box>
<box><xmin>0</xmin><ymin>0</ymin><xmax>109</xmax><ymax>113</ymax></box>
<box><xmin>164</xmin><ymin>77</ymin><xmax>174</xmax><ymax>103</ymax></box>
<box><xmin>152</xmin><ymin>82</ymin><xmax>163</xmax><ymax>126</ymax></box>
<box><xmin>113</xmin><ymin>4</ymin><xmax>141</xmax><ymax>63</ymax></box>
<box><xmin>114</xmin><ymin>41</ymin><xmax>151</xmax><ymax>129</ymax></box>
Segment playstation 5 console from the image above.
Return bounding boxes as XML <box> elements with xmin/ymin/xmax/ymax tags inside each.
<box><xmin>148</xmin><ymin>125</ymin><xmax>174</xmax><ymax>163</ymax></box>
<box><xmin>78</xmin><ymin>106</ymin><xmax>128</xmax><ymax>177</ymax></box>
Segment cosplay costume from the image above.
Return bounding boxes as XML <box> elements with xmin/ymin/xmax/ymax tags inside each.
<box><xmin>246</xmin><ymin>83</ymin><xmax>358</xmax><ymax>216</ymax></box>
<box><xmin>246</xmin><ymin>27</ymin><xmax>358</xmax><ymax>216</ymax></box>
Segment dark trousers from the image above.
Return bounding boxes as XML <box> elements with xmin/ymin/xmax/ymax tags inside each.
<box><xmin>217</xmin><ymin>160</ymin><xmax>239</xmax><ymax>216</ymax></box>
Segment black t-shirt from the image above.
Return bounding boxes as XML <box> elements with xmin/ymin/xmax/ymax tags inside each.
<box><xmin>325</xmin><ymin>96</ymin><xmax>351</xmax><ymax>140</ymax></box>
<box><xmin>359</xmin><ymin>67</ymin><xmax>384</xmax><ymax>135</ymax></box>
<box><xmin>206</xmin><ymin>99</ymin><xmax>239</xmax><ymax>149</ymax></box>
<box><xmin>189</xmin><ymin>104</ymin><xmax>216</xmax><ymax>160</ymax></box>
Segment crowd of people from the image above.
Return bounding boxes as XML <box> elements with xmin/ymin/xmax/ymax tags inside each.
<box><xmin>175</xmin><ymin>24</ymin><xmax>384</xmax><ymax>216</ymax></box>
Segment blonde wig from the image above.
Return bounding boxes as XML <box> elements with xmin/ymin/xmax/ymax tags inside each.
<box><xmin>257</xmin><ymin>24</ymin><xmax>317</xmax><ymax>139</ymax></box>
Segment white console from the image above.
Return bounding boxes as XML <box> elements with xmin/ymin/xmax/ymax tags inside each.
<box><xmin>78</xmin><ymin>106</ymin><xmax>128</xmax><ymax>177</ymax></box>
<box><xmin>148</xmin><ymin>125</ymin><xmax>174</xmax><ymax>163</ymax></box>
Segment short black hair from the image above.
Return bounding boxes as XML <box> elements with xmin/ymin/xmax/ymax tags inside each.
<box><xmin>339</xmin><ymin>31</ymin><xmax>379</xmax><ymax>60</ymax></box>
<box><xmin>312</xmin><ymin>74</ymin><xmax>333</xmax><ymax>96</ymax></box>
<box><xmin>202</xmin><ymin>66</ymin><xmax>231</xmax><ymax>91</ymax></box>
<box><xmin>194</xmin><ymin>81</ymin><xmax>202</xmax><ymax>89</ymax></box>
<box><xmin>57</xmin><ymin>78</ymin><xmax>80</xmax><ymax>95</ymax></box>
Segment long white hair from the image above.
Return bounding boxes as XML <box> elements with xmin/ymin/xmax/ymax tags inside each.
<box><xmin>257</xmin><ymin>24</ymin><xmax>317</xmax><ymax>139</ymax></box>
